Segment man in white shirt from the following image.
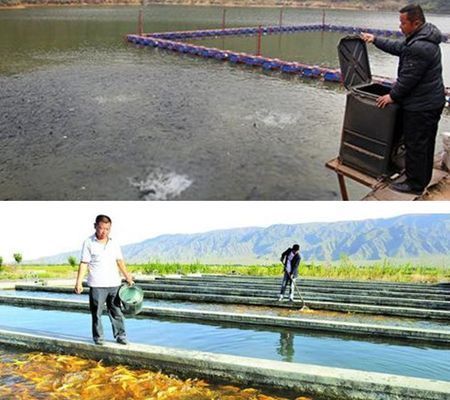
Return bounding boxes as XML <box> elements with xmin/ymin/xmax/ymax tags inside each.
<box><xmin>74</xmin><ymin>214</ymin><xmax>134</xmax><ymax>345</ymax></box>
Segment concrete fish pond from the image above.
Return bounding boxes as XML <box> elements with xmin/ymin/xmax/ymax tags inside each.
<box><xmin>0</xmin><ymin>348</ymin><xmax>310</xmax><ymax>400</ymax></box>
<box><xmin>1</xmin><ymin>276</ymin><xmax>449</xmax><ymax>399</ymax></box>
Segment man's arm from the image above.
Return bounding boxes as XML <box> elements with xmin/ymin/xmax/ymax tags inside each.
<box><xmin>74</xmin><ymin>262</ymin><xmax>88</xmax><ymax>294</ymax></box>
<box><xmin>117</xmin><ymin>259</ymin><xmax>134</xmax><ymax>285</ymax></box>
<box><xmin>360</xmin><ymin>33</ymin><xmax>403</xmax><ymax>56</ymax></box>
<box><xmin>280</xmin><ymin>248</ymin><xmax>289</xmax><ymax>264</ymax></box>
<box><xmin>389</xmin><ymin>44</ymin><xmax>432</xmax><ymax>103</ymax></box>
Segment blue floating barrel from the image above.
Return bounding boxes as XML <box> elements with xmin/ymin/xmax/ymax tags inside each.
<box><xmin>323</xmin><ymin>70</ymin><xmax>342</xmax><ymax>82</ymax></box>
<box><xmin>172</xmin><ymin>43</ymin><xmax>183</xmax><ymax>52</ymax></box>
<box><xmin>263</xmin><ymin>60</ymin><xmax>282</xmax><ymax>71</ymax></box>
<box><xmin>199</xmin><ymin>48</ymin><xmax>210</xmax><ymax>57</ymax></box>
<box><xmin>228</xmin><ymin>53</ymin><xmax>241</xmax><ymax>63</ymax></box>
<box><xmin>241</xmin><ymin>55</ymin><xmax>264</xmax><ymax>66</ymax></box>
<box><xmin>262</xmin><ymin>61</ymin><xmax>273</xmax><ymax>70</ymax></box>
<box><xmin>188</xmin><ymin>46</ymin><xmax>199</xmax><ymax>54</ymax></box>
<box><xmin>302</xmin><ymin>66</ymin><xmax>314</xmax><ymax>77</ymax></box>
<box><xmin>281</xmin><ymin>63</ymin><xmax>302</xmax><ymax>73</ymax></box>
<box><xmin>312</xmin><ymin>67</ymin><xmax>322</xmax><ymax>77</ymax></box>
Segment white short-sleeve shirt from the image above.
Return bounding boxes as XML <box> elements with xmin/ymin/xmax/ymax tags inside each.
<box><xmin>80</xmin><ymin>234</ymin><xmax>123</xmax><ymax>287</ymax></box>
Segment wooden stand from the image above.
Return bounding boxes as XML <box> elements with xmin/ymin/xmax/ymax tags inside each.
<box><xmin>326</xmin><ymin>157</ymin><xmax>448</xmax><ymax>201</ymax></box>
<box><xmin>325</xmin><ymin>158</ymin><xmax>384</xmax><ymax>200</ymax></box>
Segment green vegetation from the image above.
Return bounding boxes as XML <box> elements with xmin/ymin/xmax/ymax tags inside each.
<box><xmin>0</xmin><ymin>257</ymin><xmax>3</xmax><ymax>272</ymax></box>
<box><xmin>132</xmin><ymin>260</ymin><xmax>449</xmax><ymax>283</ymax></box>
<box><xmin>67</xmin><ymin>256</ymin><xmax>77</xmax><ymax>268</ymax></box>
<box><xmin>0</xmin><ymin>260</ymin><xmax>448</xmax><ymax>283</ymax></box>
<box><xmin>13</xmin><ymin>253</ymin><xmax>22</xmax><ymax>265</ymax></box>
<box><xmin>0</xmin><ymin>264</ymin><xmax>78</xmax><ymax>280</ymax></box>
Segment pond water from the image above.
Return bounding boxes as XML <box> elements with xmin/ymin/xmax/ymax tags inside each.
<box><xmin>1</xmin><ymin>304</ymin><xmax>450</xmax><ymax>381</ymax></box>
<box><xmin>0</xmin><ymin>6</ymin><xmax>449</xmax><ymax>200</ymax></box>
<box><xmin>2</xmin><ymin>289</ymin><xmax>449</xmax><ymax>330</ymax></box>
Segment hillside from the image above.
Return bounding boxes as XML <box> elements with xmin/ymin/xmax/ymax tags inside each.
<box><xmin>35</xmin><ymin>214</ymin><xmax>450</xmax><ymax>265</ymax></box>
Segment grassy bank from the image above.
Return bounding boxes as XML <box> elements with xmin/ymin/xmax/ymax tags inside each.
<box><xmin>1</xmin><ymin>261</ymin><xmax>449</xmax><ymax>283</ymax></box>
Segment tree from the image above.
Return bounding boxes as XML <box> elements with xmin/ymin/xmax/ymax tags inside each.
<box><xmin>68</xmin><ymin>256</ymin><xmax>77</xmax><ymax>268</ymax></box>
<box><xmin>13</xmin><ymin>253</ymin><xmax>22</xmax><ymax>264</ymax></box>
<box><xmin>0</xmin><ymin>256</ymin><xmax>3</xmax><ymax>271</ymax></box>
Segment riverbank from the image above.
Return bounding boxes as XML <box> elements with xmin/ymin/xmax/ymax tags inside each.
<box><xmin>0</xmin><ymin>0</ymin><xmax>445</xmax><ymax>13</ymax></box>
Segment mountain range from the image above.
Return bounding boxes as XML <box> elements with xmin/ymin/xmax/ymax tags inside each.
<box><xmin>35</xmin><ymin>214</ymin><xmax>450</xmax><ymax>265</ymax></box>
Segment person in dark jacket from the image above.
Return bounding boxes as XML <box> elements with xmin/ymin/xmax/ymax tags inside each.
<box><xmin>361</xmin><ymin>4</ymin><xmax>446</xmax><ymax>195</ymax></box>
<box><xmin>279</xmin><ymin>244</ymin><xmax>301</xmax><ymax>301</ymax></box>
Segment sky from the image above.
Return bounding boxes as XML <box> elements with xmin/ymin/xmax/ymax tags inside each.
<box><xmin>0</xmin><ymin>201</ymin><xmax>449</xmax><ymax>262</ymax></box>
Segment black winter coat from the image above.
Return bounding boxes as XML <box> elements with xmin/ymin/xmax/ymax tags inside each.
<box><xmin>374</xmin><ymin>23</ymin><xmax>446</xmax><ymax>111</ymax></box>
<box><xmin>280</xmin><ymin>248</ymin><xmax>301</xmax><ymax>278</ymax></box>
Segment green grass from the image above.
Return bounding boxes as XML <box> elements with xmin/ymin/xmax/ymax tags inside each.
<box><xmin>2</xmin><ymin>260</ymin><xmax>447</xmax><ymax>283</ymax></box>
<box><xmin>0</xmin><ymin>264</ymin><xmax>78</xmax><ymax>281</ymax></box>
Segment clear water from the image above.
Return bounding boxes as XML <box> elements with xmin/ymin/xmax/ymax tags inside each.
<box><xmin>1</xmin><ymin>304</ymin><xmax>449</xmax><ymax>381</ymax></box>
<box><xmin>0</xmin><ymin>6</ymin><xmax>448</xmax><ymax>200</ymax></box>
<box><xmin>2</xmin><ymin>289</ymin><xmax>449</xmax><ymax>330</ymax></box>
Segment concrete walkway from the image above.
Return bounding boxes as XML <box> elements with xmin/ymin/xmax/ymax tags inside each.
<box><xmin>0</xmin><ymin>328</ymin><xmax>449</xmax><ymax>400</ymax></box>
<box><xmin>13</xmin><ymin>284</ymin><xmax>450</xmax><ymax>320</ymax></box>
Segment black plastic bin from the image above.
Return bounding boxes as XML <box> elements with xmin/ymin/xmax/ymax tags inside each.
<box><xmin>337</xmin><ymin>36</ymin><xmax>404</xmax><ymax>178</ymax></box>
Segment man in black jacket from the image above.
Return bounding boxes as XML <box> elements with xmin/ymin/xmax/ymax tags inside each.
<box><xmin>361</xmin><ymin>4</ymin><xmax>446</xmax><ymax>195</ymax></box>
<box><xmin>279</xmin><ymin>244</ymin><xmax>301</xmax><ymax>301</ymax></box>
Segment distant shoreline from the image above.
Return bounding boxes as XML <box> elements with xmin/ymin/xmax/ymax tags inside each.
<box><xmin>0</xmin><ymin>1</ymin><xmax>413</xmax><ymax>13</ymax></box>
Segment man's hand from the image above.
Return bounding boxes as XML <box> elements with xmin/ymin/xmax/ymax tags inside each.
<box><xmin>74</xmin><ymin>282</ymin><xmax>83</xmax><ymax>294</ymax></box>
<box><xmin>360</xmin><ymin>32</ymin><xmax>375</xmax><ymax>43</ymax></box>
<box><xmin>376</xmin><ymin>94</ymin><xmax>394</xmax><ymax>108</ymax></box>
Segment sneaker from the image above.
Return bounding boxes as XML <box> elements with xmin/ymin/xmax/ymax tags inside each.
<box><xmin>94</xmin><ymin>338</ymin><xmax>104</xmax><ymax>345</ymax></box>
<box><xmin>116</xmin><ymin>337</ymin><xmax>128</xmax><ymax>345</ymax></box>
<box><xmin>278</xmin><ymin>295</ymin><xmax>283</xmax><ymax>301</ymax></box>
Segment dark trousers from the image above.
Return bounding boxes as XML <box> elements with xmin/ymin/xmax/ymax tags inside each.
<box><xmin>403</xmin><ymin>107</ymin><xmax>443</xmax><ymax>191</ymax></box>
<box><xmin>280</xmin><ymin>271</ymin><xmax>295</xmax><ymax>297</ymax></box>
<box><xmin>89</xmin><ymin>286</ymin><xmax>126</xmax><ymax>341</ymax></box>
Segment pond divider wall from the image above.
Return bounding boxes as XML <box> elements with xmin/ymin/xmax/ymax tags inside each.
<box><xmin>0</xmin><ymin>328</ymin><xmax>449</xmax><ymax>400</ymax></box>
<box><xmin>125</xmin><ymin>24</ymin><xmax>450</xmax><ymax>106</ymax></box>
<box><xmin>2</xmin><ymin>295</ymin><xmax>450</xmax><ymax>344</ymax></box>
<box><xmin>14</xmin><ymin>284</ymin><xmax>450</xmax><ymax>320</ymax></box>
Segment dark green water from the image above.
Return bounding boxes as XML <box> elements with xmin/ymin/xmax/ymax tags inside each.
<box><xmin>0</xmin><ymin>6</ymin><xmax>449</xmax><ymax>199</ymax></box>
